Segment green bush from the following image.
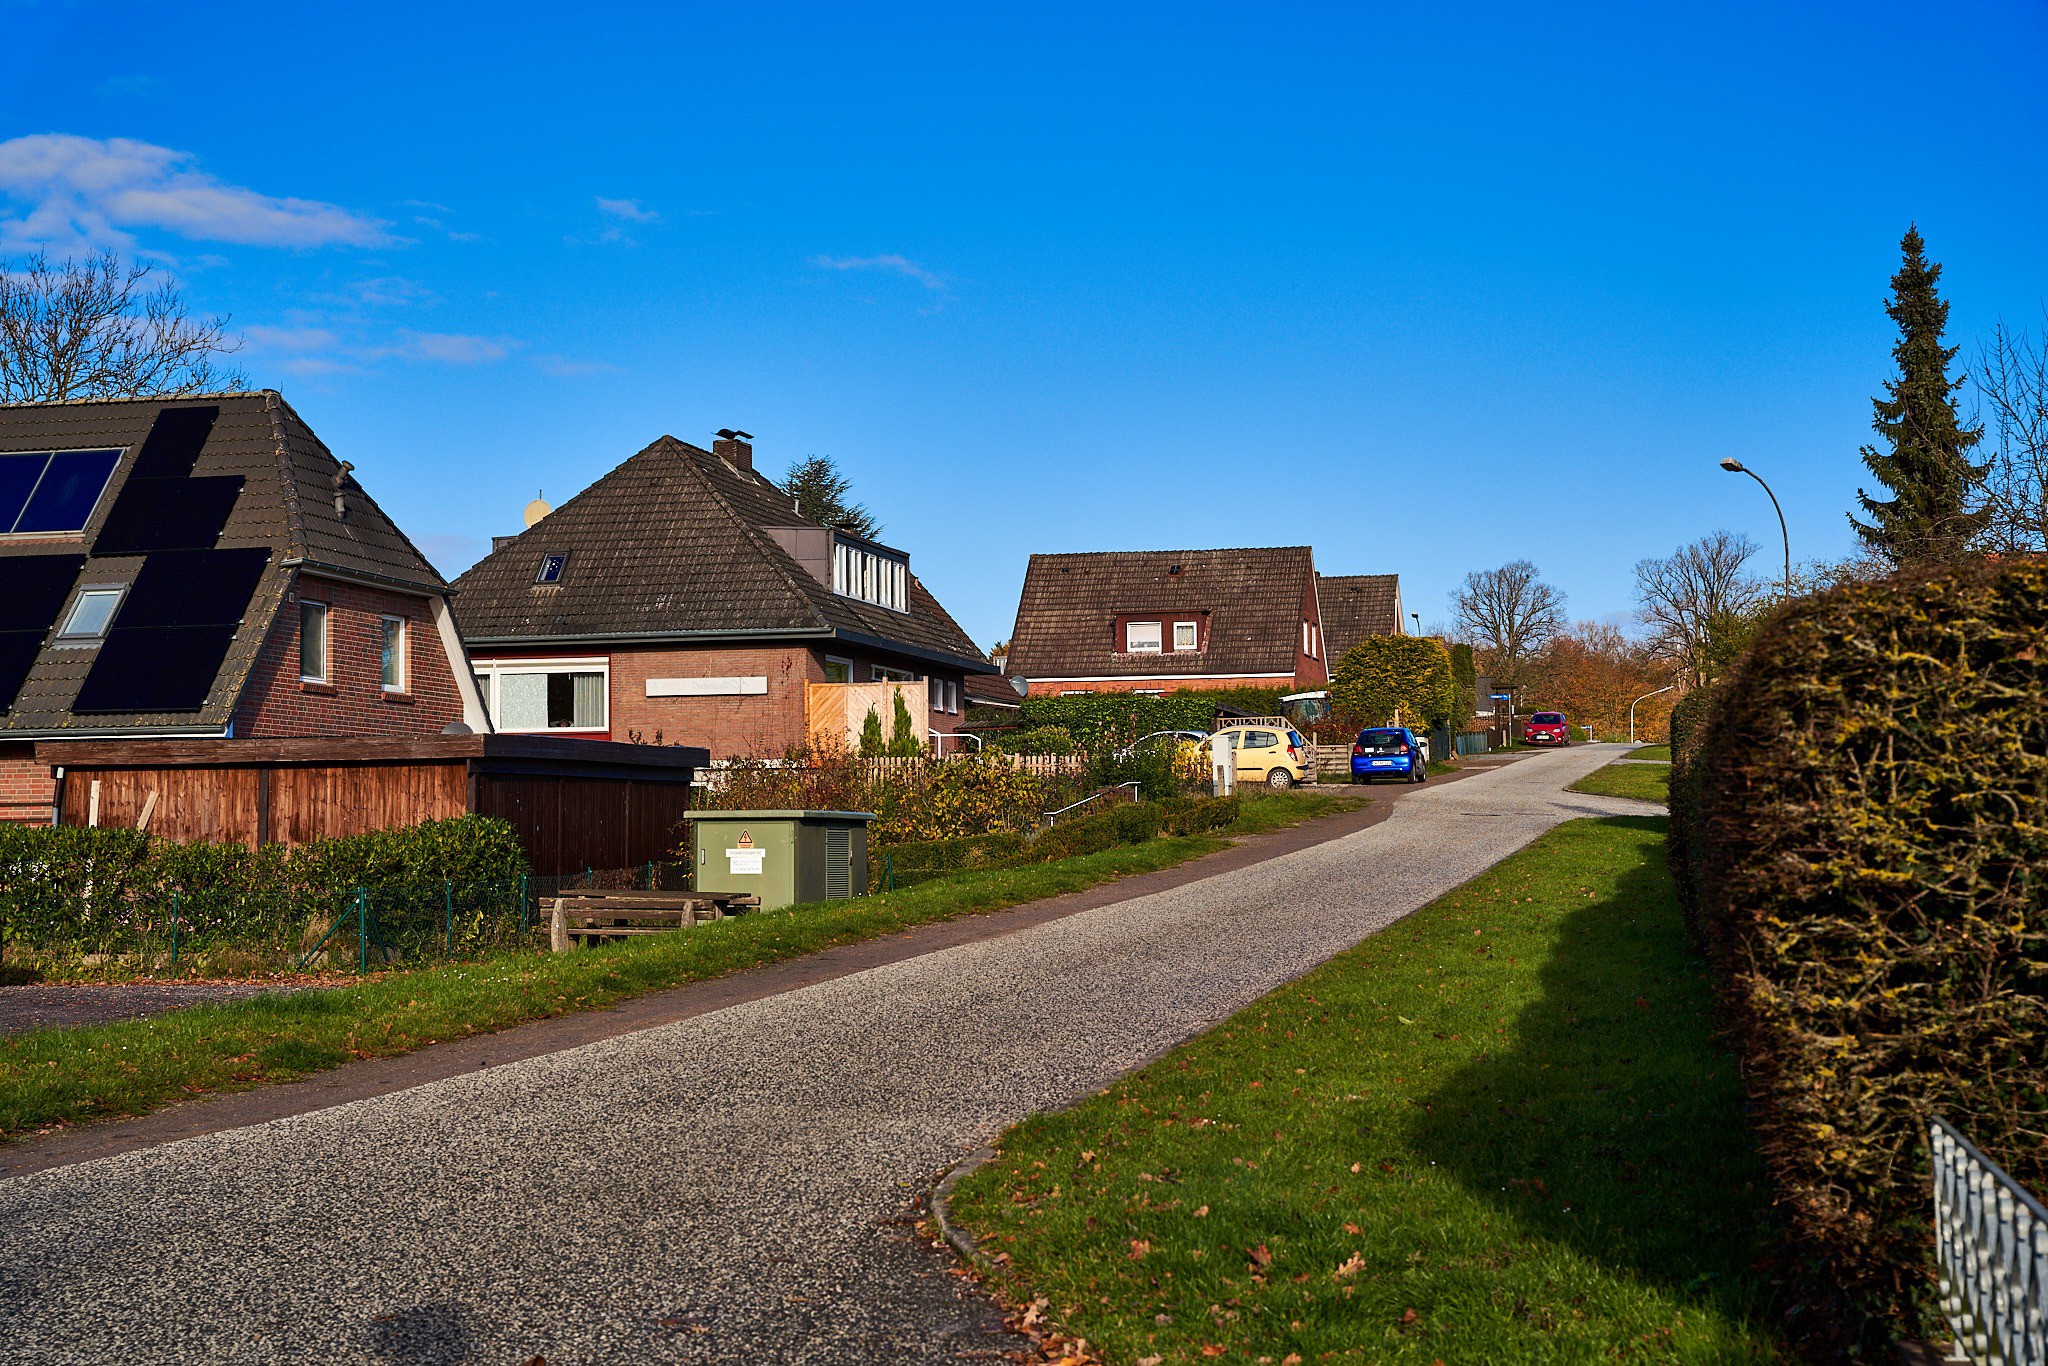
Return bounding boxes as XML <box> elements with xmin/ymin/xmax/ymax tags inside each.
<box><xmin>1674</xmin><ymin>559</ymin><xmax>2048</xmax><ymax>1352</ymax></box>
<box><xmin>1018</xmin><ymin>688</ymin><xmax>1287</xmax><ymax>749</ymax></box>
<box><xmin>1330</xmin><ymin>635</ymin><xmax>1455</xmax><ymax>731</ymax></box>
<box><xmin>996</xmin><ymin>725</ymin><xmax>1076</xmax><ymax>756</ymax></box>
<box><xmin>0</xmin><ymin>816</ymin><xmax>529</xmax><ymax>974</ymax></box>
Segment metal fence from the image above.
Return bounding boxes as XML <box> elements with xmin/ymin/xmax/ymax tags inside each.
<box><xmin>1933</xmin><ymin>1116</ymin><xmax>2047</xmax><ymax>1365</ymax></box>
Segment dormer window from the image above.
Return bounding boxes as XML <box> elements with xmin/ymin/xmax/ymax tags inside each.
<box><xmin>1173</xmin><ymin>620</ymin><xmax>1199</xmax><ymax>652</ymax></box>
<box><xmin>535</xmin><ymin>552</ymin><xmax>568</xmax><ymax>584</ymax></box>
<box><xmin>832</xmin><ymin>536</ymin><xmax>908</xmax><ymax>612</ymax></box>
<box><xmin>1125</xmin><ymin>621</ymin><xmax>1162</xmax><ymax>653</ymax></box>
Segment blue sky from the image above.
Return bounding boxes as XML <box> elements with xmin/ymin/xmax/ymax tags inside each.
<box><xmin>4</xmin><ymin>2</ymin><xmax>2044</xmax><ymax>650</ymax></box>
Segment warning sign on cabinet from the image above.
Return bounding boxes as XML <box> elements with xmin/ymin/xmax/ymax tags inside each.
<box><xmin>726</xmin><ymin>832</ymin><xmax>764</xmax><ymax>875</ymax></box>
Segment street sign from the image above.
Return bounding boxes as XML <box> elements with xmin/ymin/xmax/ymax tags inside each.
<box><xmin>1490</xmin><ymin>693</ymin><xmax>1513</xmax><ymax>701</ymax></box>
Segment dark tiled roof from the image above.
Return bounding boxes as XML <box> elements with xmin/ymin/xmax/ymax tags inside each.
<box><xmin>1004</xmin><ymin>546</ymin><xmax>1316</xmax><ymax>681</ymax></box>
<box><xmin>964</xmin><ymin>670</ymin><xmax>1024</xmax><ymax>708</ymax></box>
<box><xmin>451</xmin><ymin>438</ymin><xmax>991</xmax><ymax>672</ymax></box>
<box><xmin>0</xmin><ymin>391</ymin><xmax>445</xmax><ymax>735</ymax></box>
<box><xmin>1316</xmin><ymin>573</ymin><xmax>1403</xmax><ymax>662</ymax></box>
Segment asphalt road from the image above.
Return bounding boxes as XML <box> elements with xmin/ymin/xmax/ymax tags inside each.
<box><xmin>0</xmin><ymin>745</ymin><xmax>1655</xmax><ymax>1364</ymax></box>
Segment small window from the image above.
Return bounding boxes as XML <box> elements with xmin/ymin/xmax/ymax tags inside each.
<box><xmin>1173</xmin><ymin>621</ymin><xmax>1198</xmax><ymax>652</ymax></box>
<box><xmin>299</xmin><ymin>600</ymin><xmax>329</xmax><ymax>682</ymax></box>
<box><xmin>1133</xmin><ymin>688</ymin><xmax>1165</xmax><ymax>697</ymax></box>
<box><xmin>535</xmin><ymin>552</ymin><xmax>569</xmax><ymax>584</ymax></box>
<box><xmin>55</xmin><ymin>586</ymin><xmax>125</xmax><ymax>643</ymax></box>
<box><xmin>380</xmin><ymin>616</ymin><xmax>407</xmax><ymax>691</ymax></box>
<box><xmin>872</xmin><ymin>664</ymin><xmax>915</xmax><ymax>683</ymax></box>
<box><xmin>1125</xmin><ymin>621</ymin><xmax>1162</xmax><ymax>653</ymax></box>
<box><xmin>822</xmin><ymin>657</ymin><xmax>852</xmax><ymax>684</ymax></box>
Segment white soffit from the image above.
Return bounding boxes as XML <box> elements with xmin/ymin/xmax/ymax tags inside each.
<box><xmin>646</xmin><ymin>676</ymin><xmax>769</xmax><ymax>698</ymax></box>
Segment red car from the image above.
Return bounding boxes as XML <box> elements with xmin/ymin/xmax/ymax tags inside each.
<box><xmin>1523</xmin><ymin>711</ymin><xmax>1570</xmax><ymax>746</ymax></box>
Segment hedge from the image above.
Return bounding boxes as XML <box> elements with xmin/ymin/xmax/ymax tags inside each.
<box><xmin>1017</xmin><ymin>688</ymin><xmax>1289</xmax><ymax>748</ymax></box>
<box><xmin>873</xmin><ymin>795</ymin><xmax>1241</xmax><ymax>891</ymax></box>
<box><xmin>1669</xmin><ymin>559</ymin><xmax>2048</xmax><ymax>1352</ymax></box>
<box><xmin>1329</xmin><ymin>635</ymin><xmax>1454</xmax><ymax>731</ymax></box>
<box><xmin>0</xmin><ymin>816</ymin><xmax>530</xmax><ymax>973</ymax></box>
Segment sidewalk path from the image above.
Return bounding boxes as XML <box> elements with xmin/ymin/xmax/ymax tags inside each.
<box><xmin>0</xmin><ymin>746</ymin><xmax>1653</xmax><ymax>1364</ymax></box>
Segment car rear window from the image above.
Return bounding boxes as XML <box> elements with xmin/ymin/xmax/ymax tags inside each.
<box><xmin>1357</xmin><ymin>729</ymin><xmax>1407</xmax><ymax>753</ymax></box>
<box><xmin>1532</xmin><ymin>713</ymin><xmax>1565</xmax><ymax>724</ymax></box>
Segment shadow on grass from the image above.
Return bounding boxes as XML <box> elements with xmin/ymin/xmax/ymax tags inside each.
<box><xmin>1410</xmin><ymin>815</ymin><xmax>1774</xmax><ymax>1332</ymax></box>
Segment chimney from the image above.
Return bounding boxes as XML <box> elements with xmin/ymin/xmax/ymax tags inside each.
<box><xmin>333</xmin><ymin>461</ymin><xmax>354</xmax><ymax>520</ymax></box>
<box><xmin>712</xmin><ymin>427</ymin><xmax>754</xmax><ymax>471</ymax></box>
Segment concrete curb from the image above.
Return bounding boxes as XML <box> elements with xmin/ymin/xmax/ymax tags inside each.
<box><xmin>930</xmin><ymin>1144</ymin><xmax>1002</xmax><ymax>1271</ymax></box>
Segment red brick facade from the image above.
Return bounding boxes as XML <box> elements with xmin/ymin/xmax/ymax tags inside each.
<box><xmin>234</xmin><ymin>574</ymin><xmax>466</xmax><ymax>740</ymax></box>
<box><xmin>470</xmin><ymin>641</ymin><xmax>969</xmax><ymax>759</ymax></box>
<box><xmin>0</xmin><ymin>745</ymin><xmax>54</xmax><ymax>825</ymax></box>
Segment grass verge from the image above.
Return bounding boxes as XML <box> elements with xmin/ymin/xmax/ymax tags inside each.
<box><xmin>1569</xmin><ymin>757</ymin><xmax>1670</xmax><ymax>803</ymax></box>
<box><xmin>947</xmin><ymin>817</ymin><xmax>1783</xmax><ymax>1364</ymax></box>
<box><xmin>1626</xmin><ymin>744</ymin><xmax>1671</xmax><ymax>762</ymax></box>
<box><xmin>0</xmin><ymin>790</ymin><xmax>1357</xmax><ymax>1145</ymax></box>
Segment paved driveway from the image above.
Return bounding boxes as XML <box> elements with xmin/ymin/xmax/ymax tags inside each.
<box><xmin>0</xmin><ymin>746</ymin><xmax>1653</xmax><ymax>1364</ymax></box>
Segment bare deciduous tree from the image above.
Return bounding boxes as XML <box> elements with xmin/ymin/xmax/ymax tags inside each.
<box><xmin>1634</xmin><ymin>530</ymin><xmax>1762</xmax><ymax>686</ymax></box>
<box><xmin>0</xmin><ymin>250</ymin><xmax>245</xmax><ymax>403</ymax></box>
<box><xmin>1451</xmin><ymin>560</ymin><xmax>1567</xmax><ymax>688</ymax></box>
<box><xmin>1976</xmin><ymin>314</ymin><xmax>2048</xmax><ymax>554</ymax></box>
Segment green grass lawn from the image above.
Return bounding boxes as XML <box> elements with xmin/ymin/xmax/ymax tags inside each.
<box><xmin>947</xmin><ymin>817</ymin><xmax>1783</xmax><ymax>1364</ymax></box>
<box><xmin>1627</xmin><ymin>745</ymin><xmax>1671</xmax><ymax>762</ymax></box>
<box><xmin>0</xmin><ymin>790</ymin><xmax>1359</xmax><ymax>1144</ymax></box>
<box><xmin>1569</xmin><ymin>758</ymin><xmax>1671</xmax><ymax>803</ymax></box>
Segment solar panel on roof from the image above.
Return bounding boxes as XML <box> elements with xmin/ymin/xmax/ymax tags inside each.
<box><xmin>12</xmin><ymin>449</ymin><xmax>123</xmax><ymax>534</ymax></box>
<box><xmin>0</xmin><ymin>632</ymin><xmax>45</xmax><ymax>712</ymax></box>
<box><xmin>92</xmin><ymin>475</ymin><xmax>244</xmax><ymax>555</ymax></box>
<box><xmin>128</xmin><ymin>405</ymin><xmax>218</xmax><ymax>480</ymax></box>
<box><xmin>117</xmin><ymin>547</ymin><xmax>269</xmax><ymax>629</ymax></box>
<box><xmin>71</xmin><ymin>624</ymin><xmax>237</xmax><ymax>714</ymax></box>
<box><xmin>0</xmin><ymin>454</ymin><xmax>43</xmax><ymax>529</ymax></box>
<box><xmin>0</xmin><ymin>554</ymin><xmax>86</xmax><ymax>632</ymax></box>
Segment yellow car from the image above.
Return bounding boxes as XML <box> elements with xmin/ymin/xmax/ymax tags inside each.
<box><xmin>1216</xmin><ymin>722</ymin><xmax>1311</xmax><ymax>789</ymax></box>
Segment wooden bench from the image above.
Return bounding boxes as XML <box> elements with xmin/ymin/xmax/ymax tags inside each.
<box><xmin>546</xmin><ymin>890</ymin><xmax>760</xmax><ymax>952</ymax></box>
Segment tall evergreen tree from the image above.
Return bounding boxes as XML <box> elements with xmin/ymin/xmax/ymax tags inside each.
<box><xmin>1849</xmin><ymin>226</ymin><xmax>1989</xmax><ymax>564</ymax></box>
<box><xmin>778</xmin><ymin>455</ymin><xmax>879</xmax><ymax>539</ymax></box>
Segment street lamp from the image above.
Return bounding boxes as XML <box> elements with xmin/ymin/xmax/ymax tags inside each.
<box><xmin>1410</xmin><ymin>612</ymin><xmax>1420</xmax><ymax>634</ymax></box>
<box><xmin>1719</xmin><ymin>458</ymin><xmax>1791</xmax><ymax>598</ymax></box>
<box><xmin>1629</xmin><ymin>684</ymin><xmax>1677</xmax><ymax>744</ymax></box>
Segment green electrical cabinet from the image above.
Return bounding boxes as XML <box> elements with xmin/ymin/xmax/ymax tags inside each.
<box><xmin>688</xmin><ymin>809</ymin><xmax>874</xmax><ymax>912</ymax></box>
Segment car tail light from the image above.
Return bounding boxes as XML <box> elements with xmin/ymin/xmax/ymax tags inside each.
<box><xmin>1352</xmin><ymin>743</ymin><xmax>1362</xmax><ymax>756</ymax></box>
<box><xmin>1287</xmin><ymin>742</ymin><xmax>1298</xmax><ymax>757</ymax></box>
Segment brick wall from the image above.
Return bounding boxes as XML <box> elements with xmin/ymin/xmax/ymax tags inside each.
<box><xmin>1296</xmin><ymin>571</ymin><xmax>1330</xmax><ymax>685</ymax></box>
<box><xmin>235</xmin><ymin>573</ymin><xmax>465</xmax><ymax>739</ymax></box>
<box><xmin>473</xmin><ymin>642</ymin><xmax>970</xmax><ymax>758</ymax></box>
<box><xmin>0</xmin><ymin>745</ymin><xmax>53</xmax><ymax>825</ymax></box>
<box><xmin>1021</xmin><ymin>674</ymin><xmax>1298</xmax><ymax>697</ymax></box>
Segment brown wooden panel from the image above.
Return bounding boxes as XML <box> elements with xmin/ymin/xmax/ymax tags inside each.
<box><xmin>628</xmin><ymin>780</ymin><xmax>694</xmax><ymax>864</ymax></box>
<box><xmin>36</xmin><ymin>735</ymin><xmax>706</xmax><ymax>770</ymax></box>
<box><xmin>265</xmin><ymin>762</ymin><xmax>466</xmax><ymax>844</ymax></box>
<box><xmin>62</xmin><ymin>765</ymin><xmax>263</xmax><ymax>847</ymax></box>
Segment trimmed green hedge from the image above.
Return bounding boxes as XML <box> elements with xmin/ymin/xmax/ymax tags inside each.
<box><xmin>0</xmin><ymin>816</ymin><xmax>529</xmax><ymax>972</ymax></box>
<box><xmin>874</xmin><ymin>795</ymin><xmax>1241</xmax><ymax>890</ymax></box>
<box><xmin>1017</xmin><ymin>688</ymin><xmax>1288</xmax><ymax>748</ymax></box>
<box><xmin>1669</xmin><ymin>559</ymin><xmax>2048</xmax><ymax>1352</ymax></box>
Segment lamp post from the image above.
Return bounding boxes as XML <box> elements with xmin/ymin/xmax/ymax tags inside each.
<box><xmin>1409</xmin><ymin>612</ymin><xmax>1420</xmax><ymax>635</ymax></box>
<box><xmin>1719</xmin><ymin>458</ymin><xmax>1791</xmax><ymax>598</ymax></box>
<box><xmin>1630</xmin><ymin>684</ymin><xmax>1677</xmax><ymax>744</ymax></box>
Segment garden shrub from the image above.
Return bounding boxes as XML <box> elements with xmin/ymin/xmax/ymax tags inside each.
<box><xmin>1017</xmin><ymin>687</ymin><xmax>1287</xmax><ymax>749</ymax></box>
<box><xmin>1330</xmin><ymin>635</ymin><xmax>1455</xmax><ymax>731</ymax></box>
<box><xmin>995</xmin><ymin>725</ymin><xmax>1076</xmax><ymax>756</ymax></box>
<box><xmin>1681</xmin><ymin>558</ymin><xmax>2048</xmax><ymax>1351</ymax></box>
<box><xmin>1663</xmin><ymin>683</ymin><xmax>1717</xmax><ymax>913</ymax></box>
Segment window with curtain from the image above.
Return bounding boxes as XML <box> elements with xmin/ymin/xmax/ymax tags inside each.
<box><xmin>488</xmin><ymin>667</ymin><xmax>606</xmax><ymax>730</ymax></box>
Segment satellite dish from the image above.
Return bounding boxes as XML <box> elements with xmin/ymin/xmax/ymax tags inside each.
<box><xmin>523</xmin><ymin>492</ymin><xmax>552</xmax><ymax>528</ymax></box>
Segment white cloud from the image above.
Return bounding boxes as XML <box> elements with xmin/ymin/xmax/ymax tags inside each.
<box><xmin>385</xmin><ymin>330</ymin><xmax>517</xmax><ymax>364</ymax></box>
<box><xmin>243</xmin><ymin>325</ymin><xmax>340</xmax><ymax>353</ymax></box>
<box><xmin>353</xmin><ymin>276</ymin><xmax>437</xmax><ymax>307</ymax></box>
<box><xmin>596</xmin><ymin>197</ymin><xmax>659</xmax><ymax>223</ymax></box>
<box><xmin>0</xmin><ymin>134</ymin><xmax>393</xmax><ymax>250</ymax></box>
<box><xmin>810</xmin><ymin>253</ymin><xmax>946</xmax><ymax>291</ymax></box>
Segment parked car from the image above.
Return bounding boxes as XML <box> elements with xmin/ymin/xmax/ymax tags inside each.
<box><xmin>1115</xmin><ymin>729</ymin><xmax>1210</xmax><ymax>760</ymax></box>
<box><xmin>1352</xmin><ymin>727</ymin><xmax>1426</xmax><ymax>783</ymax></box>
<box><xmin>1523</xmin><ymin>711</ymin><xmax>1570</xmax><ymax>746</ymax></box>
<box><xmin>1216</xmin><ymin>723</ymin><xmax>1310</xmax><ymax>789</ymax></box>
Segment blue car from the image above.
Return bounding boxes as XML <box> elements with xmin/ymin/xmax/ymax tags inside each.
<box><xmin>1351</xmin><ymin>727</ymin><xmax>1426</xmax><ymax>784</ymax></box>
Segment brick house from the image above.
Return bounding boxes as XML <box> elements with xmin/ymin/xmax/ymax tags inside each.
<box><xmin>0</xmin><ymin>392</ymin><xmax>490</xmax><ymax>824</ymax></box>
<box><xmin>451</xmin><ymin>431</ymin><xmax>994</xmax><ymax>758</ymax></box>
<box><xmin>1315</xmin><ymin>572</ymin><xmax>1407</xmax><ymax>663</ymax></box>
<box><xmin>1002</xmin><ymin>546</ymin><xmax>1330</xmax><ymax>697</ymax></box>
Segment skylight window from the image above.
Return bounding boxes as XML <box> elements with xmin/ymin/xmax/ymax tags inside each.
<box><xmin>535</xmin><ymin>552</ymin><xmax>569</xmax><ymax>584</ymax></box>
<box><xmin>55</xmin><ymin>585</ymin><xmax>125</xmax><ymax>643</ymax></box>
<box><xmin>0</xmin><ymin>450</ymin><xmax>124</xmax><ymax>536</ymax></box>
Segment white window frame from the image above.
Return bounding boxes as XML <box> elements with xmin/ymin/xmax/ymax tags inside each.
<box><xmin>1125</xmin><ymin>621</ymin><xmax>1163</xmax><ymax>654</ymax></box>
<box><xmin>1172</xmin><ymin>620</ymin><xmax>1199</xmax><ymax>652</ymax></box>
<box><xmin>380</xmin><ymin>615</ymin><xmax>408</xmax><ymax>692</ymax></box>
<box><xmin>822</xmin><ymin>655</ymin><xmax>854</xmax><ymax>684</ymax></box>
<box><xmin>831</xmin><ymin>538</ymin><xmax>909</xmax><ymax>613</ymax></box>
<box><xmin>872</xmin><ymin>663</ymin><xmax>916</xmax><ymax>683</ymax></box>
<box><xmin>1060</xmin><ymin>688</ymin><xmax>1094</xmax><ymax>696</ymax></box>
<box><xmin>299</xmin><ymin>600</ymin><xmax>330</xmax><ymax>683</ymax></box>
<box><xmin>53</xmin><ymin>584</ymin><xmax>127</xmax><ymax>645</ymax></box>
<box><xmin>474</xmin><ymin>656</ymin><xmax>611</xmax><ymax>734</ymax></box>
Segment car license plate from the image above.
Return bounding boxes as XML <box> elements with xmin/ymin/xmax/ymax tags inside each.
<box><xmin>1371</xmin><ymin>760</ymin><xmax>1392</xmax><ymax>767</ymax></box>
